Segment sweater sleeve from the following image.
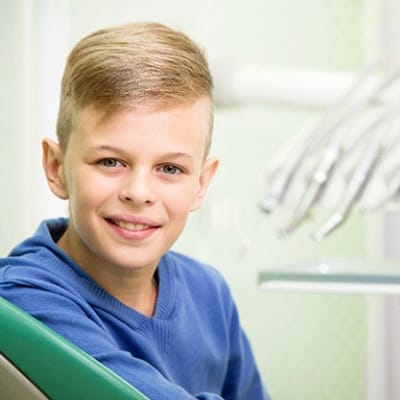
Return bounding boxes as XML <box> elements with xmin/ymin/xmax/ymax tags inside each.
<box><xmin>221</xmin><ymin>299</ymin><xmax>269</xmax><ymax>400</ymax></box>
<box><xmin>0</xmin><ymin>283</ymin><xmax>226</xmax><ymax>400</ymax></box>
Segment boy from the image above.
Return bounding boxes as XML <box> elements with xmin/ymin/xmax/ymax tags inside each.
<box><xmin>0</xmin><ymin>22</ymin><xmax>269</xmax><ymax>399</ymax></box>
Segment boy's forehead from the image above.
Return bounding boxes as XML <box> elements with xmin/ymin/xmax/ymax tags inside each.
<box><xmin>71</xmin><ymin>98</ymin><xmax>213</xmax><ymax>156</ymax></box>
<box><xmin>77</xmin><ymin>97</ymin><xmax>212</xmax><ymax>128</ymax></box>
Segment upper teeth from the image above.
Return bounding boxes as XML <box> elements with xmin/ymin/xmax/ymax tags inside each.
<box><xmin>115</xmin><ymin>221</ymin><xmax>149</xmax><ymax>231</ymax></box>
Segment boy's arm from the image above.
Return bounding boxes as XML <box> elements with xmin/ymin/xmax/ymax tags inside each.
<box><xmin>0</xmin><ymin>284</ymin><xmax>226</xmax><ymax>400</ymax></box>
<box><xmin>222</xmin><ymin>301</ymin><xmax>270</xmax><ymax>400</ymax></box>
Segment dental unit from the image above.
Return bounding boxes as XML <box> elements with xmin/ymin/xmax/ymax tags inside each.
<box><xmin>261</xmin><ymin>60</ymin><xmax>400</xmax><ymax>240</ymax></box>
<box><xmin>260</xmin><ymin>60</ymin><xmax>385</xmax><ymax>215</ymax></box>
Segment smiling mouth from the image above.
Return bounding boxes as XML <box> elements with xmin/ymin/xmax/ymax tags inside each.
<box><xmin>107</xmin><ymin>219</ymin><xmax>153</xmax><ymax>231</ymax></box>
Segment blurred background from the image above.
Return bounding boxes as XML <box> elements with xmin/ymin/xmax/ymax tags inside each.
<box><xmin>1</xmin><ymin>1</ymin><xmax>400</xmax><ymax>399</ymax></box>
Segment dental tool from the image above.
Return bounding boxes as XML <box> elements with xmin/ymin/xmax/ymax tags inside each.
<box><xmin>278</xmin><ymin>143</ymin><xmax>342</xmax><ymax>237</ymax></box>
<box><xmin>259</xmin><ymin>122</ymin><xmax>332</xmax><ymax>214</ymax></box>
<box><xmin>277</xmin><ymin>71</ymin><xmax>400</xmax><ymax>236</ymax></box>
<box><xmin>363</xmin><ymin>115</ymin><xmax>400</xmax><ymax>205</ymax></box>
<box><xmin>311</xmin><ymin>100</ymin><xmax>400</xmax><ymax>237</ymax></box>
<box><xmin>278</xmin><ymin>100</ymin><xmax>388</xmax><ymax>236</ymax></box>
<box><xmin>260</xmin><ymin>60</ymin><xmax>383</xmax><ymax>213</ymax></box>
<box><xmin>261</xmin><ymin>59</ymin><xmax>400</xmax><ymax>215</ymax></box>
<box><xmin>360</xmin><ymin>164</ymin><xmax>400</xmax><ymax>213</ymax></box>
<box><xmin>312</xmin><ymin>138</ymin><xmax>384</xmax><ymax>241</ymax></box>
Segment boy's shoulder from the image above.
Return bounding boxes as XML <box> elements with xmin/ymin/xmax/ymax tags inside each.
<box><xmin>165</xmin><ymin>250</ymin><xmax>222</xmax><ymax>277</ymax></box>
<box><xmin>0</xmin><ymin>218</ymin><xmax>82</xmax><ymax>289</ymax></box>
<box><xmin>163</xmin><ymin>250</ymin><xmax>230</xmax><ymax>294</ymax></box>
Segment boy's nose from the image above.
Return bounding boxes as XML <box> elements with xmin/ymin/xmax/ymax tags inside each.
<box><xmin>119</xmin><ymin>168</ymin><xmax>156</xmax><ymax>206</ymax></box>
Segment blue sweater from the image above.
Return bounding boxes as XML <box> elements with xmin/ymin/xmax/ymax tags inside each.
<box><xmin>0</xmin><ymin>219</ymin><xmax>269</xmax><ymax>400</ymax></box>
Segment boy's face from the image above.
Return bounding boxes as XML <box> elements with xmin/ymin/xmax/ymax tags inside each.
<box><xmin>43</xmin><ymin>98</ymin><xmax>218</xmax><ymax>278</ymax></box>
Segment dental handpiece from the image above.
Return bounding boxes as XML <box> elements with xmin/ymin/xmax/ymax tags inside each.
<box><xmin>312</xmin><ymin>140</ymin><xmax>383</xmax><ymax>241</ymax></box>
<box><xmin>278</xmin><ymin>143</ymin><xmax>342</xmax><ymax>237</ymax></box>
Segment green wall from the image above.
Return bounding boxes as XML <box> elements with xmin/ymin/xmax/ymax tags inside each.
<box><xmin>1</xmin><ymin>1</ymin><xmax>376</xmax><ymax>398</ymax></box>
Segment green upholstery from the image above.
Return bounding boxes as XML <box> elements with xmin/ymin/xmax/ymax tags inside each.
<box><xmin>0</xmin><ymin>296</ymin><xmax>149</xmax><ymax>400</ymax></box>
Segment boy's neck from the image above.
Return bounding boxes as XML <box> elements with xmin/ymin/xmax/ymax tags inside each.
<box><xmin>56</xmin><ymin>230</ymin><xmax>159</xmax><ymax>317</ymax></box>
<box><xmin>113</xmin><ymin>276</ymin><xmax>158</xmax><ymax>317</ymax></box>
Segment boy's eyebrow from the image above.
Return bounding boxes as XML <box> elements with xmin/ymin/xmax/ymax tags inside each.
<box><xmin>88</xmin><ymin>145</ymin><xmax>194</xmax><ymax>160</ymax></box>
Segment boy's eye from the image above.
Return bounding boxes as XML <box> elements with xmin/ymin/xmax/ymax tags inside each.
<box><xmin>100</xmin><ymin>158</ymin><xmax>123</xmax><ymax>168</ymax></box>
<box><xmin>161</xmin><ymin>165</ymin><xmax>182</xmax><ymax>175</ymax></box>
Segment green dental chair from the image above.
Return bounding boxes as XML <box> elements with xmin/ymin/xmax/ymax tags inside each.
<box><xmin>0</xmin><ymin>296</ymin><xmax>149</xmax><ymax>399</ymax></box>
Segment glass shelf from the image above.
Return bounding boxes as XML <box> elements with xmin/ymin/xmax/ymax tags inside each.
<box><xmin>258</xmin><ymin>258</ymin><xmax>400</xmax><ymax>295</ymax></box>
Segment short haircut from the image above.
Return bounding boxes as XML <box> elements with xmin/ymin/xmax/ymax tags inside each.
<box><xmin>56</xmin><ymin>22</ymin><xmax>214</xmax><ymax>153</ymax></box>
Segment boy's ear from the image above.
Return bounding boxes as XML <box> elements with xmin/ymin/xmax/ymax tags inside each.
<box><xmin>190</xmin><ymin>156</ymin><xmax>219</xmax><ymax>211</ymax></box>
<box><xmin>42</xmin><ymin>138</ymin><xmax>68</xmax><ymax>200</ymax></box>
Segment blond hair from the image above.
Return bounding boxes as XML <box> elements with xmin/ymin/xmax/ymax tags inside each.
<box><xmin>56</xmin><ymin>22</ymin><xmax>214</xmax><ymax>153</ymax></box>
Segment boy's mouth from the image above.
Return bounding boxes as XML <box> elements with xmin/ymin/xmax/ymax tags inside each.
<box><xmin>106</xmin><ymin>218</ymin><xmax>158</xmax><ymax>232</ymax></box>
<box><xmin>111</xmin><ymin>220</ymin><xmax>149</xmax><ymax>231</ymax></box>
